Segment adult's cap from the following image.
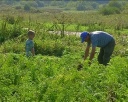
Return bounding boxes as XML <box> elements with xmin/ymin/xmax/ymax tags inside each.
<box><xmin>80</xmin><ymin>32</ymin><xmax>88</xmax><ymax>43</ymax></box>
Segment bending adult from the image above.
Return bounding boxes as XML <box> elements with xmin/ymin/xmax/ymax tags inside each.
<box><xmin>80</xmin><ymin>31</ymin><xmax>115</xmax><ymax>66</ymax></box>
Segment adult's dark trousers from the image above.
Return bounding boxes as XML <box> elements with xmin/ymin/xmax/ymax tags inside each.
<box><xmin>98</xmin><ymin>38</ymin><xmax>115</xmax><ymax>66</ymax></box>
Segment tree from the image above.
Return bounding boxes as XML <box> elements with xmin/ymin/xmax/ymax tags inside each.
<box><xmin>76</xmin><ymin>2</ymin><xmax>86</xmax><ymax>11</ymax></box>
<box><xmin>99</xmin><ymin>0</ymin><xmax>124</xmax><ymax>15</ymax></box>
<box><xmin>99</xmin><ymin>6</ymin><xmax>121</xmax><ymax>15</ymax></box>
<box><xmin>24</xmin><ymin>4</ymin><xmax>30</xmax><ymax>11</ymax></box>
<box><xmin>36</xmin><ymin>0</ymin><xmax>44</xmax><ymax>7</ymax></box>
<box><xmin>4</xmin><ymin>0</ymin><xmax>14</xmax><ymax>5</ymax></box>
<box><xmin>91</xmin><ymin>2</ymin><xmax>98</xmax><ymax>9</ymax></box>
<box><xmin>15</xmin><ymin>0</ymin><xmax>21</xmax><ymax>1</ymax></box>
<box><xmin>109</xmin><ymin>0</ymin><xmax>123</xmax><ymax>10</ymax></box>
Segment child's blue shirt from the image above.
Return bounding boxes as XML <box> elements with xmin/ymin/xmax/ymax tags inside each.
<box><xmin>25</xmin><ymin>39</ymin><xmax>34</xmax><ymax>56</ymax></box>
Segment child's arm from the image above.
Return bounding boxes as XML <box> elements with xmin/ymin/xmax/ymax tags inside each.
<box><xmin>31</xmin><ymin>47</ymin><xmax>35</xmax><ymax>56</ymax></box>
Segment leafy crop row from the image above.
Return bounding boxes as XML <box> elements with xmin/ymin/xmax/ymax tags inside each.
<box><xmin>0</xmin><ymin>53</ymin><xmax>128</xmax><ymax>101</ymax></box>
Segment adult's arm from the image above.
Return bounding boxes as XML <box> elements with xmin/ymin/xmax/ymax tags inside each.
<box><xmin>84</xmin><ymin>45</ymin><xmax>90</xmax><ymax>60</ymax></box>
<box><xmin>89</xmin><ymin>47</ymin><xmax>96</xmax><ymax>61</ymax></box>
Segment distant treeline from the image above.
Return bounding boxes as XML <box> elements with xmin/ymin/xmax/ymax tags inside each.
<box><xmin>0</xmin><ymin>0</ymin><xmax>128</xmax><ymax>14</ymax></box>
<box><xmin>0</xmin><ymin>0</ymin><xmax>110</xmax><ymax>11</ymax></box>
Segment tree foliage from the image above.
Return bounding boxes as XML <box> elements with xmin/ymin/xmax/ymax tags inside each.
<box><xmin>0</xmin><ymin>0</ymin><xmax>108</xmax><ymax>11</ymax></box>
<box><xmin>99</xmin><ymin>0</ymin><xmax>125</xmax><ymax>15</ymax></box>
<box><xmin>24</xmin><ymin>4</ymin><xmax>30</xmax><ymax>11</ymax></box>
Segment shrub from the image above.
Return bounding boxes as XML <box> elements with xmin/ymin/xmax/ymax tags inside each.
<box><xmin>99</xmin><ymin>0</ymin><xmax>124</xmax><ymax>15</ymax></box>
<box><xmin>15</xmin><ymin>6</ymin><xmax>22</xmax><ymax>10</ymax></box>
<box><xmin>108</xmin><ymin>0</ymin><xmax>123</xmax><ymax>10</ymax></box>
<box><xmin>76</xmin><ymin>3</ymin><xmax>85</xmax><ymax>11</ymax></box>
<box><xmin>6</xmin><ymin>15</ymin><xmax>15</xmax><ymax>24</ymax></box>
<box><xmin>24</xmin><ymin>4</ymin><xmax>30</xmax><ymax>11</ymax></box>
<box><xmin>36</xmin><ymin>0</ymin><xmax>44</xmax><ymax>7</ymax></box>
<box><xmin>28</xmin><ymin>1</ymin><xmax>38</xmax><ymax>8</ymax></box>
<box><xmin>34</xmin><ymin>40</ymin><xmax>65</xmax><ymax>57</ymax></box>
<box><xmin>99</xmin><ymin>6</ymin><xmax>121</xmax><ymax>15</ymax></box>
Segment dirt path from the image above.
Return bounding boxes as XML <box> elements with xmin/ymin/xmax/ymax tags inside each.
<box><xmin>48</xmin><ymin>31</ymin><xmax>82</xmax><ymax>36</ymax></box>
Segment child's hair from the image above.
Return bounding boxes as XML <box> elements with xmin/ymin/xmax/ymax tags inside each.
<box><xmin>28</xmin><ymin>30</ymin><xmax>35</xmax><ymax>36</ymax></box>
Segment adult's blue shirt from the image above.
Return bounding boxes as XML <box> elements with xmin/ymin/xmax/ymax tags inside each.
<box><xmin>88</xmin><ymin>31</ymin><xmax>114</xmax><ymax>48</ymax></box>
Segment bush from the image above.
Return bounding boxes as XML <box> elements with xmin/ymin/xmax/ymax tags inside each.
<box><xmin>108</xmin><ymin>0</ymin><xmax>123</xmax><ymax>10</ymax></box>
<box><xmin>0</xmin><ymin>36</ymin><xmax>5</xmax><ymax>43</ymax></box>
<box><xmin>6</xmin><ymin>15</ymin><xmax>15</xmax><ymax>24</ymax></box>
<box><xmin>76</xmin><ymin>3</ymin><xmax>85</xmax><ymax>11</ymax></box>
<box><xmin>15</xmin><ymin>6</ymin><xmax>22</xmax><ymax>10</ymax></box>
<box><xmin>99</xmin><ymin>6</ymin><xmax>121</xmax><ymax>15</ymax></box>
<box><xmin>24</xmin><ymin>4</ymin><xmax>30</xmax><ymax>11</ymax></box>
<box><xmin>36</xmin><ymin>0</ymin><xmax>44</xmax><ymax>7</ymax></box>
<box><xmin>99</xmin><ymin>0</ymin><xmax>124</xmax><ymax>15</ymax></box>
<box><xmin>28</xmin><ymin>1</ymin><xmax>38</xmax><ymax>8</ymax></box>
<box><xmin>34</xmin><ymin>40</ymin><xmax>65</xmax><ymax>57</ymax></box>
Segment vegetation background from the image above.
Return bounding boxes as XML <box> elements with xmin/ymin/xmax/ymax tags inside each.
<box><xmin>0</xmin><ymin>0</ymin><xmax>128</xmax><ymax>101</ymax></box>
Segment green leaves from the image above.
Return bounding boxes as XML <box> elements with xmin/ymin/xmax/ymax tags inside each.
<box><xmin>0</xmin><ymin>53</ymin><xmax>128</xmax><ymax>101</ymax></box>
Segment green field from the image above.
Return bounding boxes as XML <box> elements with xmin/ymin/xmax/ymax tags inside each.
<box><xmin>0</xmin><ymin>1</ymin><xmax>128</xmax><ymax>102</ymax></box>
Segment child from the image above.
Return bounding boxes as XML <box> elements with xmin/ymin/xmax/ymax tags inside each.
<box><xmin>25</xmin><ymin>30</ymin><xmax>35</xmax><ymax>57</ymax></box>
